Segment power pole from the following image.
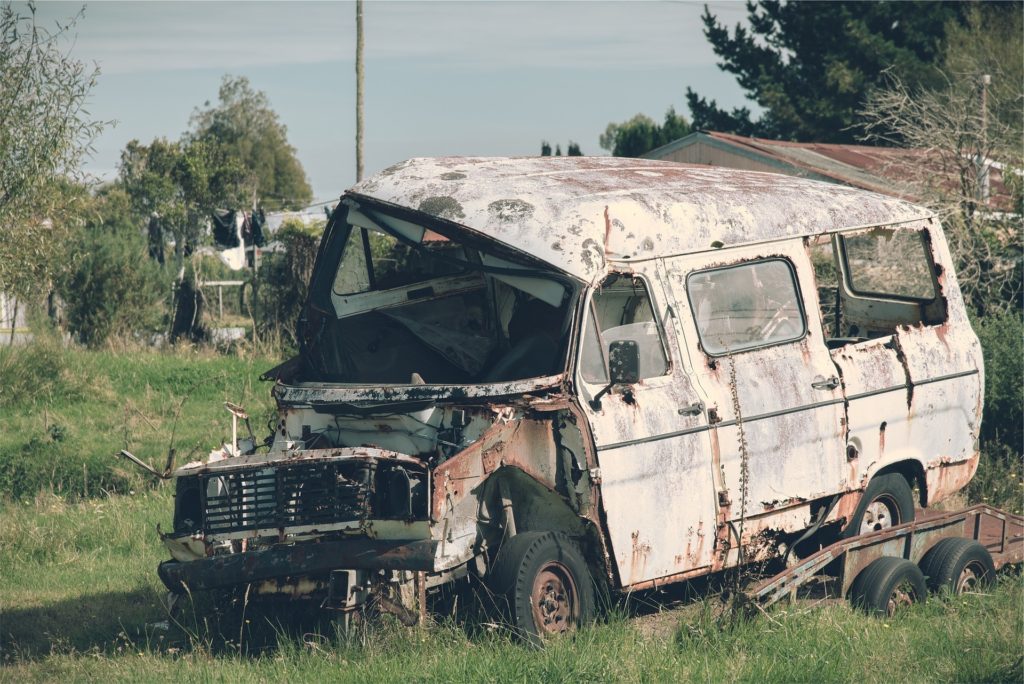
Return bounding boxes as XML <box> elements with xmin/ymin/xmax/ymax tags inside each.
<box><xmin>355</xmin><ymin>0</ymin><xmax>365</xmax><ymax>182</ymax></box>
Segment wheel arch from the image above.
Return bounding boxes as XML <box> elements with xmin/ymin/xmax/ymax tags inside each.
<box><xmin>482</xmin><ymin>466</ymin><xmax>612</xmax><ymax>586</ymax></box>
<box><xmin>875</xmin><ymin>459</ymin><xmax>927</xmax><ymax>507</ymax></box>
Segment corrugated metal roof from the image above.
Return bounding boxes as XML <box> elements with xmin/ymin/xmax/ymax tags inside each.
<box><xmin>350</xmin><ymin>157</ymin><xmax>931</xmax><ymax>284</ymax></box>
<box><xmin>647</xmin><ymin>131</ymin><xmax>1011</xmax><ymax>209</ymax></box>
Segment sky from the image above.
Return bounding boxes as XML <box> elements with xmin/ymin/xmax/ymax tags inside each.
<box><xmin>32</xmin><ymin>1</ymin><xmax>756</xmax><ymax>204</ymax></box>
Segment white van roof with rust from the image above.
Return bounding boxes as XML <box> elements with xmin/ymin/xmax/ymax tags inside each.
<box><xmin>349</xmin><ymin>156</ymin><xmax>933</xmax><ymax>284</ymax></box>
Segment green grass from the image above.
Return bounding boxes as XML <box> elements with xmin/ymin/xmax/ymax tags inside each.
<box><xmin>0</xmin><ymin>340</ymin><xmax>276</xmax><ymax>501</ymax></box>
<box><xmin>1</xmin><ymin>487</ymin><xmax>1021</xmax><ymax>683</ymax></box>
<box><xmin>0</xmin><ymin>345</ymin><xmax>1020</xmax><ymax>681</ymax></box>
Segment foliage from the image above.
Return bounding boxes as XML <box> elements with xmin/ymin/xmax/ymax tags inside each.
<box><xmin>188</xmin><ymin>76</ymin><xmax>313</xmax><ymax>211</ymax></box>
<box><xmin>53</xmin><ymin>187</ymin><xmax>167</xmax><ymax>347</ymax></box>
<box><xmin>686</xmin><ymin>1</ymin><xmax>972</xmax><ymax>142</ymax></box>
<box><xmin>0</xmin><ymin>1</ymin><xmax>107</xmax><ymax>298</ymax></box>
<box><xmin>119</xmin><ymin>137</ymin><xmax>249</xmax><ymax>257</ymax></box>
<box><xmin>0</xmin><ymin>344</ymin><xmax>276</xmax><ymax>502</ymax></box>
<box><xmin>540</xmin><ymin>141</ymin><xmax>583</xmax><ymax>156</ymax></box>
<box><xmin>599</xmin><ymin>107</ymin><xmax>690</xmax><ymax>157</ymax></box>
<box><xmin>2</xmin><ymin>480</ymin><xmax>1022</xmax><ymax>679</ymax></box>
<box><xmin>254</xmin><ymin>219</ymin><xmax>322</xmax><ymax>350</ymax></box>
<box><xmin>860</xmin><ymin>6</ymin><xmax>1023</xmax><ymax>316</ymax></box>
<box><xmin>974</xmin><ymin>310</ymin><xmax>1024</xmax><ymax>456</ymax></box>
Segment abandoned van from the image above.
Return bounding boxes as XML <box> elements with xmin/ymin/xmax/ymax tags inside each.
<box><xmin>156</xmin><ymin>157</ymin><xmax>983</xmax><ymax>638</ymax></box>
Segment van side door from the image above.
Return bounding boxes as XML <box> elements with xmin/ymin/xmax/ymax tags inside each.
<box><xmin>577</xmin><ymin>272</ymin><xmax>718</xmax><ymax>587</ymax></box>
<box><xmin>661</xmin><ymin>243</ymin><xmax>847</xmax><ymax>544</ymax></box>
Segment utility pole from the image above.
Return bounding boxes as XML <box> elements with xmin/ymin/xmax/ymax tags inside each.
<box><xmin>977</xmin><ymin>73</ymin><xmax>991</xmax><ymax>205</ymax></box>
<box><xmin>355</xmin><ymin>0</ymin><xmax>365</xmax><ymax>182</ymax></box>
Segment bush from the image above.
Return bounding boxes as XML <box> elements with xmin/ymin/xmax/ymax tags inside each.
<box><xmin>55</xmin><ymin>225</ymin><xmax>167</xmax><ymax>347</ymax></box>
<box><xmin>974</xmin><ymin>309</ymin><xmax>1023</xmax><ymax>454</ymax></box>
<box><xmin>254</xmin><ymin>219</ymin><xmax>321</xmax><ymax>351</ymax></box>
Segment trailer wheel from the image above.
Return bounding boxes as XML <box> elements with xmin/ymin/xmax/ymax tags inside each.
<box><xmin>919</xmin><ymin>538</ymin><xmax>996</xmax><ymax>595</ymax></box>
<box><xmin>488</xmin><ymin>531</ymin><xmax>596</xmax><ymax>644</ymax></box>
<box><xmin>849</xmin><ymin>556</ymin><xmax>927</xmax><ymax>617</ymax></box>
<box><xmin>842</xmin><ymin>473</ymin><xmax>914</xmax><ymax>538</ymax></box>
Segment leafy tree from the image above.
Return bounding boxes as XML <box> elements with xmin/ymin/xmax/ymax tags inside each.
<box><xmin>686</xmin><ymin>1</ymin><xmax>971</xmax><ymax>142</ymax></box>
<box><xmin>118</xmin><ymin>137</ymin><xmax>248</xmax><ymax>257</ymax></box>
<box><xmin>0</xmin><ymin>2</ymin><xmax>107</xmax><ymax>298</ymax></box>
<box><xmin>599</xmin><ymin>107</ymin><xmax>690</xmax><ymax>157</ymax></box>
<box><xmin>53</xmin><ymin>186</ymin><xmax>165</xmax><ymax>346</ymax></box>
<box><xmin>188</xmin><ymin>76</ymin><xmax>312</xmax><ymax>211</ymax></box>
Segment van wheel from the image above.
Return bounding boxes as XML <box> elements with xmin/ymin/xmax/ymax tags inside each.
<box><xmin>488</xmin><ymin>531</ymin><xmax>596</xmax><ymax>644</ymax></box>
<box><xmin>849</xmin><ymin>556</ymin><xmax>926</xmax><ymax>617</ymax></box>
<box><xmin>919</xmin><ymin>538</ymin><xmax>996</xmax><ymax>595</ymax></box>
<box><xmin>842</xmin><ymin>473</ymin><xmax>914</xmax><ymax>538</ymax></box>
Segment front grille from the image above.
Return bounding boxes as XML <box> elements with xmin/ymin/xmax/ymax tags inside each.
<box><xmin>199</xmin><ymin>461</ymin><xmax>368</xmax><ymax>535</ymax></box>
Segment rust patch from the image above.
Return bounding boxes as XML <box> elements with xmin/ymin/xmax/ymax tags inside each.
<box><xmin>889</xmin><ymin>334</ymin><xmax>914</xmax><ymax>409</ymax></box>
<box><xmin>629</xmin><ymin>531</ymin><xmax>651</xmax><ymax>584</ymax></box>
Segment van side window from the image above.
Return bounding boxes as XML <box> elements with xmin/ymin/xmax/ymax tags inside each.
<box><xmin>581</xmin><ymin>275</ymin><xmax>669</xmax><ymax>384</ymax></box>
<box><xmin>686</xmin><ymin>260</ymin><xmax>805</xmax><ymax>355</ymax></box>
<box><xmin>810</xmin><ymin>229</ymin><xmax>946</xmax><ymax>347</ymax></box>
<box><xmin>333</xmin><ymin>227</ymin><xmax>371</xmax><ymax>295</ymax></box>
<box><xmin>841</xmin><ymin>231</ymin><xmax>936</xmax><ymax>301</ymax></box>
<box><xmin>332</xmin><ymin>225</ymin><xmax>466</xmax><ymax>295</ymax></box>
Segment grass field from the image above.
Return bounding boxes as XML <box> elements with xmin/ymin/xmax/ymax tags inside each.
<box><xmin>0</xmin><ymin>340</ymin><xmax>276</xmax><ymax>501</ymax></box>
<box><xmin>0</xmin><ymin>345</ymin><xmax>1021</xmax><ymax>682</ymax></box>
<box><xmin>1</xmin><ymin>487</ymin><xmax>1021</xmax><ymax>682</ymax></box>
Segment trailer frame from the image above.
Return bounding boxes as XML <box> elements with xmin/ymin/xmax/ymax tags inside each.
<box><xmin>744</xmin><ymin>504</ymin><xmax>1024</xmax><ymax>609</ymax></box>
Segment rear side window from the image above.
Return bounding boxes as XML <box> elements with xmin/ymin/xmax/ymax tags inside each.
<box><xmin>841</xmin><ymin>231</ymin><xmax>936</xmax><ymax>301</ymax></box>
<box><xmin>687</xmin><ymin>259</ymin><xmax>806</xmax><ymax>355</ymax></box>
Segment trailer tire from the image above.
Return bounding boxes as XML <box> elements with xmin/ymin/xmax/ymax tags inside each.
<box><xmin>488</xmin><ymin>531</ymin><xmax>596</xmax><ymax>644</ymax></box>
<box><xmin>842</xmin><ymin>473</ymin><xmax>914</xmax><ymax>538</ymax></box>
<box><xmin>919</xmin><ymin>538</ymin><xmax>995</xmax><ymax>595</ymax></box>
<box><xmin>849</xmin><ymin>556</ymin><xmax>927</xmax><ymax>617</ymax></box>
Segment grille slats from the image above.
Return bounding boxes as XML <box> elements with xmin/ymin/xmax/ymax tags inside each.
<box><xmin>200</xmin><ymin>462</ymin><xmax>368</xmax><ymax>534</ymax></box>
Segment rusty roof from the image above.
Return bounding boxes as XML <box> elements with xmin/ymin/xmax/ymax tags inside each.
<box><xmin>646</xmin><ymin>131</ymin><xmax>1013</xmax><ymax>209</ymax></box>
<box><xmin>350</xmin><ymin>156</ymin><xmax>931</xmax><ymax>284</ymax></box>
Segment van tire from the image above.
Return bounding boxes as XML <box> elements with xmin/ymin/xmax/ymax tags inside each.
<box><xmin>488</xmin><ymin>531</ymin><xmax>596</xmax><ymax>644</ymax></box>
<box><xmin>842</xmin><ymin>473</ymin><xmax>914</xmax><ymax>538</ymax></box>
<box><xmin>919</xmin><ymin>538</ymin><xmax>995</xmax><ymax>595</ymax></box>
<box><xmin>849</xmin><ymin>556</ymin><xmax>927</xmax><ymax>616</ymax></box>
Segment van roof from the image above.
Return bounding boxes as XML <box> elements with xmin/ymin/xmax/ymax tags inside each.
<box><xmin>349</xmin><ymin>156</ymin><xmax>933</xmax><ymax>284</ymax></box>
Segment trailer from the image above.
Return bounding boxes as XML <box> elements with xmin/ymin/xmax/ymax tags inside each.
<box><xmin>742</xmin><ymin>504</ymin><xmax>1024</xmax><ymax>616</ymax></box>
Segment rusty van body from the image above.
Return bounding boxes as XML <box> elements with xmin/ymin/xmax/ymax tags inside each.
<box><xmin>157</xmin><ymin>157</ymin><xmax>983</xmax><ymax>637</ymax></box>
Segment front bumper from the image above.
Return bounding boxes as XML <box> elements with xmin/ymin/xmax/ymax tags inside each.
<box><xmin>158</xmin><ymin>537</ymin><xmax>438</xmax><ymax>593</ymax></box>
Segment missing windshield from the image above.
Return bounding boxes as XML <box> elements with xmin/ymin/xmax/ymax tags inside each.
<box><xmin>302</xmin><ymin>203</ymin><xmax>574</xmax><ymax>385</ymax></box>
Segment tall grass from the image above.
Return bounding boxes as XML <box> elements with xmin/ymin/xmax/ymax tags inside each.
<box><xmin>0</xmin><ymin>341</ymin><xmax>276</xmax><ymax>501</ymax></box>
<box><xmin>1</xmin><ymin>488</ymin><xmax>1022</xmax><ymax>683</ymax></box>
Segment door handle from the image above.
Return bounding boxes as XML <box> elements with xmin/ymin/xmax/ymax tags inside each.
<box><xmin>811</xmin><ymin>375</ymin><xmax>840</xmax><ymax>390</ymax></box>
<box><xmin>678</xmin><ymin>401</ymin><xmax>705</xmax><ymax>417</ymax></box>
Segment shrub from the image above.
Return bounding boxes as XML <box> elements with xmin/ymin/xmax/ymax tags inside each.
<box><xmin>55</xmin><ymin>225</ymin><xmax>167</xmax><ymax>346</ymax></box>
<box><xmin>974</xmin><ymin>309</ymin><xmax>1023</xmax><ymax>454</ymax></box>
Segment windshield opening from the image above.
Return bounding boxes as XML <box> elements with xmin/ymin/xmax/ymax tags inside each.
<box><xmin>301</xmin><ymin>204</ymin><xmax>575</xmax><ymax>385</ymax></box>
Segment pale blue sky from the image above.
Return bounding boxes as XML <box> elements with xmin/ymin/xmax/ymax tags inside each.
<box><xmin>33</xmin><ymin>1</ymin><xmax>754</xmax><ymax>203</ymax></box>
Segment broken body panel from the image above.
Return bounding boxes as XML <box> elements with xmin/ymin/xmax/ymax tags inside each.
<box><xmin>157</xmin><ymin>158</ymin><xmax>983</xmax><ymax>614</ymax></box>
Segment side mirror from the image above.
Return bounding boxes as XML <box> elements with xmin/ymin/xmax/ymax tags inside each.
<box><xmin>608</xmin><ymin>340</ymin><xmax>640</xmax><ymax>384</ymax></box>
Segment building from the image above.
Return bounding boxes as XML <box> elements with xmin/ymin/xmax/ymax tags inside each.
<box><xmin>643</xmin><ymin>130</ymin><xmax>1012</xmax><ymax>210</ymax></box>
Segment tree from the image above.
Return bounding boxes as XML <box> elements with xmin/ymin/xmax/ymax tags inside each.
<box><xmin>540</xmin><ymin>141</ymin><xmax>584</xmax><ymax>157</ymax></box>
<box><xmin>686</xmin><ymin>1</ymin><xmax>971</xmax><ymax>142</ymax></box>
<box><xmin>860</xmin><ymin>5</ymin><xmax>1022</xmax><ymax>317</ymax></box>
<box><xmin>53</xmin><ymin>185</ymin><xmax>165</xmax><ymax>346</ymax></box>
<box><xmin>599</xmin><ymin>108</ymin><xmax>690</xmax><ymax>157</ymax></box>
<box><xmin>0</xmin><ymin>2</ymin><xmax>106</xmax><ymax>298</ymax></box>
<box><xmin>118</xmin><ymin>137</ymin><xmax>248</xmax><ymax>258</ymax></box>
<box><xmin>188</xmin><ymin>76</ymin><xmax>312</xmax><ymax>211</ymax></box>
